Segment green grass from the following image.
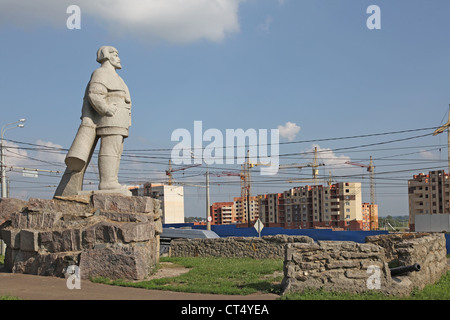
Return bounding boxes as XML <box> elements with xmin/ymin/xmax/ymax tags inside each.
<box><xmin>281</xmin><ymin>270</ymin><xmax>450</xmax><ymax>300</ymax></box>
<box><xmin>407</xmin><ymin>270</ymin><xmax>450</xmax><ymax>300</ymax></box>
<box><xmin>92</xmin><ymin>257</ymin><xmax>283</xmax><ymax>295</ymax></box>
<box><xmin>0</xmin><ymin>295</ymin><xmax>21</xmax><ymax>300</ymax></box>
<box><xmin>280</xmin><ymin>288</ymin><xmax>390</xmax><ymax>300</ymax></box>
<box><xmin>0</xmin><ymin>254</ymin><xmax>4</xmax><ymax>265</ymax></box>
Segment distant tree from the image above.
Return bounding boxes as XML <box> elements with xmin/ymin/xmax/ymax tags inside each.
<box><xmin>185</xmin><ymin>216</ymin><xmax>206</xmax><ymax>223</ymax></box>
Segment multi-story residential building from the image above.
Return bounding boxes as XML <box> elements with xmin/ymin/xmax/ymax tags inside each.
<box><xmin>210</xmin><ymin>202</ymin><xmax>236</xmax><ymax>225</ymax></box>
<box><xmin>362</xmin><ymin>203</ymin><xmax>378</xmax><ymax>230</ymax></box>
<box><xmin>130</xmin><ymin>182</ymin><xmax>185</xmax><ymax>224</ymax></box>
<box><xmin>408</xmin><ymin>170</ymin><xmax>450</xmax><ymax>231</ymax></box>
<box><xmin>258</xmin><ymin>182</ymin><xmax>374</xmax><ymax>231</ymax></box>
<box><xmin>259</xmin><ymin>193</ymin><xmax>285</xmax><ymax>227</ymax></box>
<box><xmin>234</xmin><ymin>196</ymin><xmax>259</xmax><ymax>223</ymax></box>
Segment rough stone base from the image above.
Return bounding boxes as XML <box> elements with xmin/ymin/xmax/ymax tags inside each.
<box><xmin>169</xmin><ymin>235</ymin><xmax>314</xmax><ymax>259</ymax></box>
<box><xmin>0</xmin><ymin>194</ymin><xmax>162</xmax><ymax>281</ymax></box>
<box><xmin>281</xmin><ymin>233</ymin><xmax>447</xmax><ymax>296</ymax></box>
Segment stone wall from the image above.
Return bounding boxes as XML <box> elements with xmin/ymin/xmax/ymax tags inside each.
<box><xmin>0</xmin><ymin>194</ymin><xmax>162</xmax><ymax>280</ymax></box>
<box><xmin>169</xmin><ymin>235</ymin><xmax>314</xmax><ymax>259</ymax></box>
<box><xmin>366</xmin><ymin>232</ymin><xmax>447</xmax><ymax>291</ymax></box>
<box><xmin>282</xmin><ymin>233</ymin><xmax>447</xmax><ymax>296</ymax></box>
<box><xmin>281</xmin><ymin>240</ymin><xmax>393</xmax><ymax>295</ymax></box>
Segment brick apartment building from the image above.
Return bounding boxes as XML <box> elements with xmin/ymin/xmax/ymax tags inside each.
<box><xmin>210</xmin><ymin>202</ymin><xmax>236</xmax><ymax>225</ymax></box>
<box><xmin>209</xmin><ymin>196</ymin><xmax>260</xmax><ymax>225</ymax></box>
<box><xmin>408</xmin><ymin>170</ymin><xmax>450</xmax><ymax>231</ymax></box>
<box><xmin>234</xmin><ymin>196</ymin><xmax>259</xmax><ymax>224</ymax></box>
<box><xmin>258</xmin><ymin>182</ymin><xmax>377</xmax><ymax>231</ymax></box>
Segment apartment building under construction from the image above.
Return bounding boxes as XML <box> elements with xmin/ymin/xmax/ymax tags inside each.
<box><xmin>258</xmin><ymin>182</ymin><xmax>377</xmax><ymax>231</ymax></box>
<box><xmin>209</xmin><ymin>197</ymin><xmax>260</xmax><ymax>225</ymax></box>
<box><xmin>210</xmin><ymin>202</ymin><xmax>236</xmax><ymax>225</ymax></box>
<box><xmin>408</xmin><ymin>170</ymin><xmax>450</xmax><ymax>231</ymax></box>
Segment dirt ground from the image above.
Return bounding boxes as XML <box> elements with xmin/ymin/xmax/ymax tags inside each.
<box><xmin>0</xmin><ymin>262</ymin><xmax>279</xmax><ymax>300</ymax></box>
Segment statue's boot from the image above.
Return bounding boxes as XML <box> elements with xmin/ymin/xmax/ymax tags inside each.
<box><xmin>98</xmin><ymin>154</ymin><xmax>124</xmax><ymax>190</ymax></box>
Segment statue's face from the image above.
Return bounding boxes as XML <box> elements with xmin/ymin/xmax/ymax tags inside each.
<box><xmin>109</xmin><ymin>50</ymin><xmax>122</xmax><ymax>70</ymax></box>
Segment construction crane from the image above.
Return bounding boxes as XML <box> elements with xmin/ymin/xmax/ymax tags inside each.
<box><xmin>165</xmin><ymin>160</ymin><xmax>201</xmax><ymax>185</ymax></box>
<box><xmin>239</xmin><ymin>150</ymin><xmax>270</xmax><ymax>227</ymax></box>
<box><xmin>345</xmin><ymin>156</ymin><xmax>376</xmax><ymax>230</ymax></box>
<box><xmin>432</xmin><ymin>104</ymin><xmax>450</xmax><ymax>173</ymax></box>
<box><xmin>211</xmin><ymin>171</ymin><xmax>241</xmax><ymax>178</ymax></box>
<box><xmin>282</xmin><ymin>147</ymin><xmax>325</xmax><ymax>185</ymax></box>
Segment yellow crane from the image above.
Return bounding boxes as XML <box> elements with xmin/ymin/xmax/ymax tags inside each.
<box><xmin>432</xmin><ymin>104</ymin><xmax>450</xmax><ymax>173</ymax></box>
<box><xmin>165</xmin><ymin>160</ymin><xmax>201</xmax><ymax>186</ymax></box>
<box><xmin>239</xmin><ymin>150</ymin><xmax>270</xmax><ymax>227</ymax></box>
<box><xmin>345</xmin><ymin>156</ymin><xmax>376</xmax><ymax>230</ymax></box>
<box><xmin>282</xmin><ymin>147</ymin><xmax>325</xmax><ymax>185</ymax></box>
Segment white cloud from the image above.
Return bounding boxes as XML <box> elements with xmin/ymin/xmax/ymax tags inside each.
<box><xmin>0</xmin><ymin>0</ymin><xmax>245</xmax><ymax>44</ymax></box>
<box><xmin>312</xmin><ymin>144</ymin><xmax>351</xmax><ymax>173</ymax></box>
<box><xmin>419</xmin><ymin>149</ymin><xmax>440</xmax><ymax>160</ymax></box>
<box><xmin>35</xmin><ymin>139</ymin><xmax>66</xmax><ymax>165</ymax></box>
<box><xmin>278</xmin><ymin>122</ymin><xmax>301</xmax><ymax>141</ymax></box>
<box><xmin>258</xmin><ymin>15</ymin><xmax>273</xmax><ymax>33</ymax></box>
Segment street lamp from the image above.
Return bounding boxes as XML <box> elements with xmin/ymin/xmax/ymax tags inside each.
<box><xmin>1</xmin><ymin>118</ymin><xmax>26</xmax><ymax>198</ymax></box>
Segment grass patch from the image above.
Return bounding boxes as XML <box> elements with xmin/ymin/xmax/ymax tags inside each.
<box><xmin>281</xmin><ymin>270</ymin><xmax>450</xmax><ymax>300</ymax></box>
<box><xmin>92</xmin><ymin>257</ymin><xmax>283</xmax><ymax>295</ymax></box>
<box><xmin>407</xmin><ymin>270</ymin><xmax>450</xmax><ymax>300</ymax></box>
<box><xmin>91</xmin><ymin>256</ymin><xmax>450</xmax><ymax>299</ymax></box>
<box><xmin>281</xmin><ymin>288</ymin><xmax>390</xmax><ymax>300</ymax></box>
<box><xmin>0</xmin><ymin>254</ymin><xmax>4</xmax><ymax>265</ymax></box>
<box><xmin>0</xmin><ymin>295</ymin><xmax>21</xmax><ymax>300</ymax></box>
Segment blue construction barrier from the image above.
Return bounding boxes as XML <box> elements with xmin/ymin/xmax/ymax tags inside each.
<box><xmin>164</xmin><ymin>223</ymin><xmax>450</xmax><ymax>254</ymax></box>
<box><xmin>163</xmin><ymin>223</ymin><xmax>388</xmax><ymax>243</ymax></box>
<box><xmin>446</xmin><ymin>234</ymin><xmax>450</xmax><ymax>254</ymax></box>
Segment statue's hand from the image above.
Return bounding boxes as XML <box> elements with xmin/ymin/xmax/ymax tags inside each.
<box><xmin>105</xmin><ymin>104</ymin><xmax>118</xmax><ymax>117</ymax></box>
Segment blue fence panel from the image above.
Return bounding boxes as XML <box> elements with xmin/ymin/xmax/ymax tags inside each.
<box><xmin>446</xmin><ymin>234</ymin><xmax>450</xmax><ymax>255</ymax></box>
<box><xmin>163</xmin><ymin>224</ymin><xmax>449</xmax><ymax>254</ymax></box>
<box><xmin>163</xmin><ymin>223</ymin><xmax>389</xmax><ymax>243</ymax></box>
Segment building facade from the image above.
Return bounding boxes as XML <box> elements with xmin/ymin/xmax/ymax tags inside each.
<box><xmin>233</xmin><ymin>196</ymin><xmax>259</xmax><ymax>224</ymax></box>
<box><xmin>258</xmin><ymin>182</ymin><xmax>375</xmax><ymax>231</ymax></box>
<box><xmin>408</xmin><ymin>170</ymin><xmax>450</xmax><ymax>231</ymax></box>
<box><xmin>210</xmin><ymin>202</ymin><xmax>236</xmax><ymax>225</ymax></box>
<box><xmin>131</xmin><ymin>183</ymin><xmax>185</xmax><ymax>224</ymax></box>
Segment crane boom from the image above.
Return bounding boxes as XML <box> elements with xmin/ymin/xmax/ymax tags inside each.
<box><xmin>166</xmin><ymin>160</ymin><xmax>201</xmax><ymax>185</ymax></box>
<box><xmin>345</xmin><ymin>156</ymin><xmax>376</xmax><ymax>230</ymax></box>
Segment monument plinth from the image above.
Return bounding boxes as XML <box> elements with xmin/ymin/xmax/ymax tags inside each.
<box><xmin>0</xmin><ymin>194</ymin><xmax>162</xmax><ymax>280</ymax></box>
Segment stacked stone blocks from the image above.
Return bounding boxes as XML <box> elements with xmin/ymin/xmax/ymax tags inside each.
<box><xmin>0</xmin><ymin>194</ymin><xmax>162</xmax><ymax>280</ymax></box>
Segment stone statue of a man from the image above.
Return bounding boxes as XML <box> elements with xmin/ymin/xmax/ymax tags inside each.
<box><xmin>54</xmin><ymin>46</ymin><xmax>132</xmax><ymax>197</ymax></box>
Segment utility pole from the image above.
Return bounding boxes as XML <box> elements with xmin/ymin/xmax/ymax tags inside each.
<box><xmin>1</xmin><ymin>119</ymin><xmax>26</xmax><ymax>198</ymax></box>
<box><xmin>206</xmin><ymin>165</ymin><xmax>211</xmax><ymax>231</ymax></box>
<box><xmin>1</xmin><ymin>118</ymin><xmax>26</xmax><ymax>255</ymax></box>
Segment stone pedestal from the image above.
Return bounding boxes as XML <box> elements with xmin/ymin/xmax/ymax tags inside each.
<box><xmin>0</xmin><ymin>194</ymin><xmax>162</xmax><ymax>280</ymax></box>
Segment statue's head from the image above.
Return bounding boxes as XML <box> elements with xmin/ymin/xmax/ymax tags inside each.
<box><xmin>96</xmin><ymin>46</ymin><xmax>122</xmax><ymax>70</ymax></box>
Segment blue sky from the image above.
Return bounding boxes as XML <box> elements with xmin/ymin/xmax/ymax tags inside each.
<box><xmin>1</xmin><ymin>0</ymin><xmax>450</xmax><ymax>218</ymax></box>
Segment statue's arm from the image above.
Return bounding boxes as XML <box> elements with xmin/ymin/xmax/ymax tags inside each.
<box><xmin>87</xmin><ymin>82</ymin><xmax>117</xmax><ymax>116</ymax></box>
